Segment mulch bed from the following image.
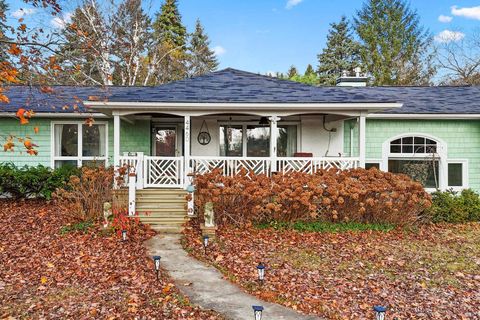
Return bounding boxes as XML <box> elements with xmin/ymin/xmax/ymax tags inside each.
<box><xmin>0</xmin><ymin>200</ymin><xmax>221</xmax><ymax>319</ymax></box>
<box><xmin>183</xmin><ymin>220</ymin><xmax>480</xmax><ymax>320</ymax></box>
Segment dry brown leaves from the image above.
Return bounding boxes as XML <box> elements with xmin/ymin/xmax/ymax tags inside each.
<box><xmin>0</xmin><ymin>200</ymin><xmax>221</xmax><ymax>319</ymax></box>
<box><xmin>183</xmin><ymin>220</ymin><xmax>480</xmax><ymax>320</ymax></box>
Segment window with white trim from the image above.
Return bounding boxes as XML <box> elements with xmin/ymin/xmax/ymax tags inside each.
<box><xmin>447</xmin><ymin>160</ymin><xmax>468</xmax><ymax>190</ymax></box>
<box><xmin>387</xmin><ymin>135</ymin><xmax>441</xmax><ymax>189</ymax></box>
<box><xmin>52</xmin><ymin>122</ymin><xmax>108</xmax><ymax>168</ymax></box>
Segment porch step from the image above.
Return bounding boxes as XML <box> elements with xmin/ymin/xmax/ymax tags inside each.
<box><xmin>134</xmin><ymin>188</ymin><xmax>189</xmax><ymax>234</ymax></box>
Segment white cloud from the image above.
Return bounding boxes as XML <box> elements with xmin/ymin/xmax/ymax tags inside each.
<box><xmin>51</xmin><ymin>12</ymin><xmax>73</xmax><ymax>29</ymax></box>
<box><xmin>213</xmin><ymin>45</ymin><xmax>226</xmax><ymax>56</ymax></box>
<box><xmin>434</xmin><ymin>30</ymin><xmax>465</xmax><ymax>43</ymax></box>
<box><xmin>11</xmin><ymin>8</ymin><xmax>36</xmax><ymax>19</ymax></box>
<box><xmin>438</xmin><ymin>15</ymin><xmax>453</xmax><ymax>23</ymax></box>
<box><xmin>451</xmin><ymin>5</ymin><xmax>480</xmax><ymax>20</ymax></box>
<box><xmin>285</xmin><ymin>0</ymin><xmax>303</xmax><ymax>10</ymax></box>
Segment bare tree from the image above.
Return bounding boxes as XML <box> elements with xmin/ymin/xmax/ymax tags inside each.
<box><xmin>435</xmin><ymin>30</ymin><xmax>480</xmax><ymax>85</ymax></box>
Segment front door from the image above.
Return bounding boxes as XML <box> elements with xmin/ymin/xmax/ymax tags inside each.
<box><xmin>154</xmin><ymin>126</ymin><xmax>177</xmax><ymax>156</ymax></box>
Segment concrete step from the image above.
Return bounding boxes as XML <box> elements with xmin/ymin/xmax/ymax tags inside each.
<box><xmin>137</xmin><ymin>189</ymin><xmax>187</xmax><ymax>195</ymax></box>
<box><xmin>138</xmin><ymin>215</ymin><xmax>189</xmax><ymax>221</ymax></box>
<box><xmin>136</xmin><ymin>207</ymin><xmax>186</xmax><ymax>214</ymax></box>
<box><xmin>135</xmin><ymin>198</ymin><xmax>186</xmax><ymax>203</ymax></box>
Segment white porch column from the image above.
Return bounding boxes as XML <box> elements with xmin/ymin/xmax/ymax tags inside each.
<box><xmin>113</xmin><ymin>112</ymin><xmax>121</xmax><ymax>168</ymax></box>
<box><xmin>269</xmin><ymin>116</ymin><xmax>280</xmax><ymax>173</ymax></box>
<box><xmin>358</xmin><ymin>113</ymin><xmax>366</xmax><ymax>168</ymax></box>
<box><xmin>184</xmin><ymin>115</ymin><xmax>191</xmax><ymax>187</ymax></box>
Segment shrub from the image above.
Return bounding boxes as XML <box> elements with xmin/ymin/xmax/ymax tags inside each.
<box><xmin>0</xmin><ymin>163</ymin><xmax>79</xmax><ymax>199</ymax></box>
<box><xmin>427</xmin><ymin>189</ymin><xmax>480</xmax><ymax>223</ymax></box>
<box><xmin>53</xmin><ymin>166</ymin><xmax>114</xmax><ymax>222</ymax></box>
<box><xmin>193</xmin><ymin>168</ymin><xmax>431</xmax><ymax>227</ymax></box>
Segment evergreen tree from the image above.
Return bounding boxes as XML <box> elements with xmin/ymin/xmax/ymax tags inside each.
<box><xmin>317</xmin><ymin>16</ymin><xmax>361</xmax><ymax>86</ymax></box>
<box><xmin>287</xmin><ymin>65</ymin><xmax>298</xmax><ymax>78</ymax></box>
<box><xmin>151</xmin><ymin>0</ymin><xmax>188</xmax><ymax>83</ymax></box>
<box><xmin>304</xmin><ymin>64</ymin><xmax>315</xmax><ymax>76</ymax></box>
<box><xmin>0</xmin><ymin>0</ymin><xmax>10</xmax><ymax>61</ymax></box>
<box><xmin>354</xmin><ymin>0</ymin><xmax>434</xmax><ymax>85</ymax></box>
<box><xmin>188</xmin><ymin>19</ymin><xmax>218</xmax><ymax>77</ymax></box>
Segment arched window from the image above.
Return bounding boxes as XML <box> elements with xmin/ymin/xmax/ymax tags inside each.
<box><xmin>384</xmin><ymin>134</ymin><xmax>444</xmax><ymax>189</ymax></box>
<box><xmin>389</xmin><ymin>136</ymin><xmax>437</xmax><ymax>154</ymax></box>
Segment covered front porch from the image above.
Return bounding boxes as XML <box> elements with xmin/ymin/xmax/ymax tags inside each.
<box><xmin>108</xmin><ymin>109</ymin><xmax>370</xmax><ymax>190</ymax></box>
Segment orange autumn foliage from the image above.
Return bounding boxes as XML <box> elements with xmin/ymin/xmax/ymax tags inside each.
<box><xmin>192</xmin><ymin>168</ymin><xmax>432</xmax><ymax>227</ymax></box>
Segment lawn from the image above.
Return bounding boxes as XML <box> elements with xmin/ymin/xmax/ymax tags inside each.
<box><xmin>183</xmin><ymin>220</ymin><xmax>480</xmax><ymax>320</ymax></box>
<box><xmin>0</xmin><ymin>200</ymin><xmax>221</xmax><ymax>319</ymax></box>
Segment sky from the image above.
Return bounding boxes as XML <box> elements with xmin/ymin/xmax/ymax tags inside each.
<box><xmin>5</xmin><ymin>0</ymin><xmax>480</xmax><ymax>75</ymax></box>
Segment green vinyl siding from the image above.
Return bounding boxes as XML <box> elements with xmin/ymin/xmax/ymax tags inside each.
<box><xmin>0</xmin><ymin>118</ymin><xmax>52</xmax><ymax>167</ymax></box>
<box><xmin>0</xmin><ymin>117</ymin><xmax>151</xmax><ymax>168</ymax></box>
<box><xmin>344</xmin><ymin>119</ymin><xmax>480</xmax><ymax>191</ymax></box>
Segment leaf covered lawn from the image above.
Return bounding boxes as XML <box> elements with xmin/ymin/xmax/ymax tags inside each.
<box><xmin>184</xmin><ymin>220</ymin><xmax>480</xmax><ymax>319</ymax></box>
<box><xmin>0</xmin><ymin>200</ymin><xmax>221</xmax><ymax>319</ymax></box>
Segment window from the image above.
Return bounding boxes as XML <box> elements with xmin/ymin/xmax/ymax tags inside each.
<box><xmin>365</xmin><ymin>162</ymin><xmax>380</xmax><ymax>170</ymax></box>
<box><xmin>447</xmin><ymin>160</ymin><xmax>467</xmax><ymax>189</ymax></box>
<box><xmin>388</xmin><ymin>159</ymin><xmax>439</xmax><ymax>188</ymax></box>
<box><xmin>220</xmin><ymin>125</ymin><xmax>243</xmax><ymax>156</ymax></box>
<box><xmin>390</xmin><ymin>136</ymin><xmax>437</xmax><ymax>154</ymax></box>
<box><xmin>53</xmin><ymin>122</ymin><xmax>107</xmax><ymax>168</ymax></box>
<box><xmin>220</xmin><ymin>124</ymin><xmax>298</xmax><ymax>157</ymax></box>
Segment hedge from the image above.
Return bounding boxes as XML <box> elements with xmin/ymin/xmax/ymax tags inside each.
<box><xmin>0</xmin><ymin>163</ymin><xmax>79</xmax><ymax>199</ymax></box>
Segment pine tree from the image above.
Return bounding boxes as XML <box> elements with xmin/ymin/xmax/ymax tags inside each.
<box><xmin>287</xmin><ymin>65</ymin><xmax>298</xmax><ymax>78</ymax></box>
<box><xmin>151</xmin><ymin>0</ymin><xmax>188</xmax><ymax>83</ymax></box>
<box><xmin>304</xmin><ymin>64</ymin><xmax>315</xmax><ymax>76</ymax></box>
<box><xmin>354</xmin><ymin>0</ymin><xmax>434</xmax><ymax>85</ymax></box>
<box><xmin>188</xmin><ymin>19</ymin><xmax>218</xmax><ymax>77</ymax></box>
<box><xmin>317</xmin><ymin>16</ymin><xmax>361</xmax><ymax>86</ymax></box>
<box><xmin>0</xmin><ymin>0</ymin><xmax>9</xmax><ymax>61</ymax></box>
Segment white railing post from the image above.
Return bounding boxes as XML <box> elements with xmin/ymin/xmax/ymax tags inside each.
<box><xmin>184</xmin><ymin>116</ymin><xmax>191</xmax><ymax>188</ymax></box>
<box><xmin>269</xmin><ymin>116</ymin><xmax>280</xmax><ymax>174</ymax></box>
<box><xmin>358</xmin><ymin>113</ymin><xmax>366</xmax><ymax>168</ymax></box>
<box><xmin>113</xmin><ymin>113</ymin><xmax>121</xmax><ymax>168</ymax></box>
<box><xmin>135</xmin><ymin>152</ymin><xmax>144</xmax><ymax>189</ymax></box>
<box><xmin>128</xmin><ymin>167</ymin><xmax>136</xmax><ymax>216</ymax></box>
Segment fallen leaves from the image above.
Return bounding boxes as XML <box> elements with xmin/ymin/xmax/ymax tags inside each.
<box><xmin>183</xmin><ymin>220</ymin><xmax>480</xmax><ymax>319</ymax></box>
<box><xmin>0</xmin><ymin>200</ymin><xmax>222</xmax><ymax>319</ymax></box>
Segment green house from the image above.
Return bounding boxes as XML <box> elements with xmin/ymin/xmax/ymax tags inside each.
<box><xmin>1</xmin><ymin>69</ymin><xmax>479</xmax><ymax>193</ymax></box>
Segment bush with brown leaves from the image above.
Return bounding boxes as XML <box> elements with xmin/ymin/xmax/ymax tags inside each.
<box><xmin>53</xmin><ymin>166</ymin><xmax>114</xmax><ymax>222</ymax></box>
<box><xmin>193</xmin><ymin>168</ymin><xmax>431</xmax><ymax>227</ymax></box>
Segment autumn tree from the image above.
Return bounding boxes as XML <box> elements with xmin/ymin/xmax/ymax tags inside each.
<box><xmin>354</xmin><ymin>0</ymin><xmax>435</xmax><ymax>85</ymax></box>
<box><xmin>435</xmin><ymin>31</ymin><xmax>480</xmax><ymax>85</ymax></box>
<box><xmin>188</xmin><ymin>19</ymin><xmax>218</xmax><ymax>77</ymax></box>
<box><xmin>112</xmin><ymin>0</ymin><xmax>150</xmax><ymax>85</ymax></box>
<box><xmin>147</xmin><ymin>0</ymin><xmax>188</xmax><ymax>84</ymax></box>
<box><xmin>0</xmin><ymin>0</ymin><xmax>10</xmax><ymax>62</ymax></box>
<box><xmin>317</xmin><ymin>16</ymin><xmax>361</xmax><ymax>85</ymax></box>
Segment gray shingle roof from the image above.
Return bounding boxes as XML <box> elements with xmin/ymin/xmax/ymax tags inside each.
<box><xmin>1</xmin><ymin>68</ymin><xmax>480</xmax><ymax>114</ymax></box>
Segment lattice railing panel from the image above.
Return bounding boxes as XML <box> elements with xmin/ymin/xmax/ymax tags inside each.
<box><xmin>144</xmin><ymin>156</ymin><xmax>183</xmax><ymax>187</ymax></box>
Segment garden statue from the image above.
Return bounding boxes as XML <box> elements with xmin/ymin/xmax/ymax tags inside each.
<box><xmin>204</xmin><ymin>202</ymin><xmax>215</xmax><ymax>227</ymax></box>
<box><xmin>103</xmin><ymin>202</ymin><xmax>112</xmax><ymax>228</ymax></box>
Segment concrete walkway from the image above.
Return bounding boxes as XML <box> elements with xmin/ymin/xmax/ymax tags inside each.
<box><xmin>145</xmin><ymin>234</ymin><xmax>321</xmax><ymax>320</ymax></box>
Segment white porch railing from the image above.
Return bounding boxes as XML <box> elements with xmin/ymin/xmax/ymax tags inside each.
<box><xmin>143</xmin><ymin>156</ymin><xmax>184</xmax><ymax>188</ymax></box>
<box><xmin>190</xmin><ymin>156</ymin><xmax>272</xmax><ymax>176</ymax></box>
<box><xmin>190</xmin><ymin>156</ymin><xmax>360</xmax><ymax>177</ymax></box>
<box><xmin>119</xmin><ymin>155</ymin><xmax>360</xmax><ymax>188</ymax></box>
<box><xmin>277</xmin><ymin>157</ymin><xmax>360</xmax><ymax>174</ymax></box>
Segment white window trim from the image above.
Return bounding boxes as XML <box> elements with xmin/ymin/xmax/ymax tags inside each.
<box><xmin>218</xmin><ymin>121</ymin><xmax>300</xmax><ymax>157</ymax></box>
<box><xmin>50</xmin><ymin>120</ymin><xmax>109</xmax><ymax>168</ymax></box>
<box><xmin>447</xmin><ymin>159</ymin><xmax>469</xmax><ymax>191</ymax></box>
<box><xmin>381</xmin><ymin>133</ymin><xmax>448</xmax><ymax>190</ymax></box>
